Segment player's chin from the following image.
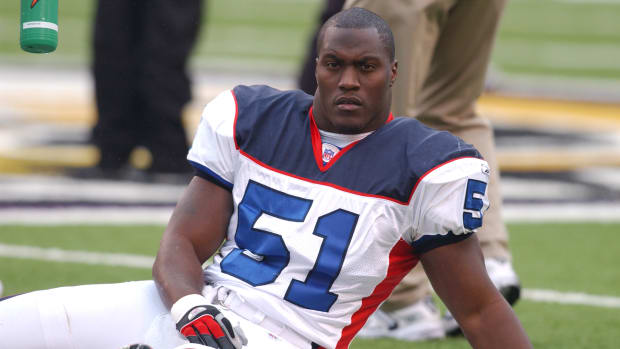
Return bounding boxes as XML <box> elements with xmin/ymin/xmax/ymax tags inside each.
<box><xmin>332</xmin><ymin>121</ymin><xmax>367</xmax><ymax>134</ymax></box>
<box><xmin>330</xmin><ymin>113</ymin><xmax>370</xmax><ymax>134</ymax></box>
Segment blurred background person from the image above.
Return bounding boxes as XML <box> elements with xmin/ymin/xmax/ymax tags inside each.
<box><xmin>298</xmin><ymin>0</ymin><xmax>520</xmax><ymax>341</ymax></box>
<box><xmin>82</xmin><ymin>0</ymin><xmax>203</xmax><ymax>182</ymax></box>
<box><xmin>298</xmin><ymin>0</ymin><xmax>345</xmax><ymax>95</ymax></box>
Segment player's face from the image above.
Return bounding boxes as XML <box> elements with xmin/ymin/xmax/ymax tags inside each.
<box><xmin>313</xmin><ymin>26</ymin><xmax>397</xmax><ymax>134</ymax></box>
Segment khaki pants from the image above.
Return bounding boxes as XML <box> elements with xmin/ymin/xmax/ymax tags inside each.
<box><xmin>345</xmin><ymin>0</ymin><xmax>510</xmax><ymax>309</ymax></box>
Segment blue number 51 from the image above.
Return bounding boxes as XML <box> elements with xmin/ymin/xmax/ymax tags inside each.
<box><xmin>221</xmin><ymin>181</ymin><xmax>358</xmax><ymax>312</ymax></box>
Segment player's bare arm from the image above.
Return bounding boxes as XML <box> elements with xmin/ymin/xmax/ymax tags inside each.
<box><xmin>421</xmin><ymin>235</ymin><xmax>533</xmax><ymax>349</ymax></box>
<box><xmin>153</xmin><ymin>176</ymin><xmax>234</xmax><ymax>308</ymax></box>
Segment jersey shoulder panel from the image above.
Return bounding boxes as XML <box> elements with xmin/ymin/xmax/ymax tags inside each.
<box><xmin>408</xmin><ymin>156</ymin><xmax>491</xmax><ymax>254</ymax></box>
<box><xmin>322</xmin><ymin>117</ymin><xmax>482</xmax><ymax>203</ymax></box>
<box><xmin>397</xmin><ymin>117</ymin><xmax>482</xmax><ymax>178</ymax></box>
<box><xmin>187</xmin><ymin>89</ymin><xmax>237</xmax><ymax>189</ymax></box>
<box><xmin>232</xmin><ymin>84</ymin><xmax>314</xmax><ymax>157</ymax></box>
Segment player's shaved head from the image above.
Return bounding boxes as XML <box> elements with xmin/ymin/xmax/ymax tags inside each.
<box><xmin>317</xmin><ymin>7</ymin><xmax>395</xmax><ymax>62</ymax></box>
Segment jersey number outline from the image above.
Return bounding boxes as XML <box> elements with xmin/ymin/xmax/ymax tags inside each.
<box><xmin>221</xmin><ymin>180</ymin><xmax>358</xmax><ymax>312</ymax></box>
<box><xmin>463</xmin><ymin>179</ymin><xmax>487</xmax><ymax>230</ymax></box>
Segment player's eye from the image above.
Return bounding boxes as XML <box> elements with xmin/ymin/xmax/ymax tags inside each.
<box><xmin>359</xmin><ymin>63</ymin><xmax>375</xmax><ymax>72</ymax></box>
<box><xmin>325</xmin><ymin>61</ymin><xmax>340</xmax><ymax>69</ymax></box>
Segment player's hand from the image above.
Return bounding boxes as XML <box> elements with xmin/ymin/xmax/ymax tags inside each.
<box><xmin>175</xmin><ymin>303</ymin><xmax>246</xmax><ymax>349</ymax></box>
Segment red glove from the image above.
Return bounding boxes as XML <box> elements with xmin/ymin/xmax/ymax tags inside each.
<box><xmin>172</xmin><ymin>294</ymin><xmax>246</xmax><ymax>349</ymax></box>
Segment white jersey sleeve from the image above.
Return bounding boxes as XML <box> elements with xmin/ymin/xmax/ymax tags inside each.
<box><xmin>409</xmin><ymin>157</ymin><xmax>491</xmax><ymax>253</ymax></box>
<box><xmin>187</xmin><ymin>90</ymin><xmax>237</xmax><ymax>189</ymax></box>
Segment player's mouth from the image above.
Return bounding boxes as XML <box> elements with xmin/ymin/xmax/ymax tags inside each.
<box><xmin>335</xmin><ymin>96</ymin><xmax>362</xmax><ymax>111</ymax></box>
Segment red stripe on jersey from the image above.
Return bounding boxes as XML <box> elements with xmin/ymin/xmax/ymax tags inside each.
<box><xmin>231</xmin><ymin>90</ymin><xmax>240</xmax><ymax>150</ymax></box>
<box><xmin>309</xmin><ymin>108</ymin><xmax>326</xmax><ymax>170</ymax></box>
<box><xmin>237</xmin><ymin>148</ymin><xmax>478</xmax><ymax>207</ymax></box>
<box><xmin>336</xmin><ymin>239</ymin><xmax>418</xmax><ymax>348</ymax></box>
<box><xmin>238</xmin><ymin>148</ymin><xmax>410</xmax><ymax>205</ymax></box>
<box><xmin>407</xmin><ymin>156</ymin><xmax>478</xmax><ymax>203</ymax></box>
<box><xmin>235</xmin><ymin>104</ymin><xmax>407</xmax><ymax>204</ymax></box>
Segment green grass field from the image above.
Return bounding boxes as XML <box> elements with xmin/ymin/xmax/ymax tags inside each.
<box><xmin>1</xmin><ymin>222</ymin><xmax>619</xmax><ymax>348</ymax></box>
<box><xmin>1</xmin><ymin>0</ymin><xmax>620</xmax><ymax>81</ymax></box>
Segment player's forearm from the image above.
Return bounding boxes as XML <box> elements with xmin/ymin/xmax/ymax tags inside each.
<box><xmin>460</xmin><ymin>297</ymin><xmax>533</xmax><ymax>349</ymax></box>
<box><xmin>153</xmin><ymin>177</ymin><xmax>233</xmax><ymax>308</ymax></box>
<box><xmin>152</xmin><ymin>235</ymin><xmax>207</xmax><ymax>309</ymax></box>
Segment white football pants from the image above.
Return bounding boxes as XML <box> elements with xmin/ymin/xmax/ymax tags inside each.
<box><xmin>0</xmin><ymin>280</ymin><xmax>301</xmax><ymax>349</ymax></box>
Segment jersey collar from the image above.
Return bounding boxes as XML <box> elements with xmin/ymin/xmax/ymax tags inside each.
<box><xmin>309</xmin><ymin>106</ymin><xmax>394</xmax><ymax>172</ymax></box>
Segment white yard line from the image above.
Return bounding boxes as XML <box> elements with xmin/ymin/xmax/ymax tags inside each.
<box><xmin>523</xmin><ymin>289</ymin><xmax>620</xmax><ymax>308</ymax></box>
<box><xmin>0</xmin><ymin>203</ymin><xmax>619</xmax><ymax>225</ymax></box>
<box><xmin>503</xmin><ymin>203</ymin><xmax>620</xmax><ymax>222</ymax></box>
<box><xmin>0</xmin><ymin>243</ymin><xmax>154</xmax><ymax>268</ymax></box>
<box><xmin>1</xmin><ymin>243</ymin><xmax>619</xmax><ymax>309</ymax></box>
<box><xmin>0</xmin><ymin>175</ymin><xmax>184</xmax><ymax>203</ymax></box>
<box><xmin>0</xmin><ymin>207</ymin><xmax>174</xmax><ymax>225</ymax></box>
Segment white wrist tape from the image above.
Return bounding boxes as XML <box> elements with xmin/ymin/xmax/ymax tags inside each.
<box><xmin>170</xmin><ymin>293</ymin><xmax>210</xmax><ymax>324</ymax></box>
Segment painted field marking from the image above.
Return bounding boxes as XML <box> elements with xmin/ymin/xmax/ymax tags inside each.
<box><xmin>1</xmin><ymin>243</ymin><xmax>619</xmax><ymax>309</ymax></box>
<box><xmin>0</xmin><ymin>207</ymin><xmax>175</xmax><ymax>225</ymax></box>
<box><xmin>478</xmin><ymin>94</ymin><xmax>620</xmax><ymax>132</ymax></box>
<box><xmin>523</xmin><ymin>289</ymin><xmax>620</xmax><ymax>308</ymax></box>
<box><xmin>0</xmin><ymin>243</ymin><xmax>154</xmax><ymax>269</ymax></box>
<box><xmin>1</xmin><ymin>203</ymin><xmax>619</xmax><ymax>224</ymax></box>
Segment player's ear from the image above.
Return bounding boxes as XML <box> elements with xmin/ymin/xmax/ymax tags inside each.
<box><xmin>390</xmin><ymin>60</ymin><xmax>398</xmax><ymax>87</ymax></box>
<box><xmin>315</xmin><ymin>57</ymin><xmax>320</xmax><ymax>87</ymax></box>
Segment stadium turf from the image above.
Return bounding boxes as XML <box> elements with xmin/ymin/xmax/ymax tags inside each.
<box><xmin>0</xmin><ymin>222</ymin><xmax>618</xmax><ymax>348</ymax></box>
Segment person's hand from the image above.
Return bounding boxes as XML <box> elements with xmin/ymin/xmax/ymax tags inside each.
<box><xmin>172</xmin><ymin>295</ymin><xmax>246</xmax><ymax>349</ymax></box>
<box><xmin>176</xmin><ymin>304</ymin><xmax>245</xmax><ymax>348</ymax></box>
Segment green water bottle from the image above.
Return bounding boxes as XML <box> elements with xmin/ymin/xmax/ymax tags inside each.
<box><xmin>20</xmin><ymin>0</ymin><xmax>58</xmax><ymax>53</ymax></box>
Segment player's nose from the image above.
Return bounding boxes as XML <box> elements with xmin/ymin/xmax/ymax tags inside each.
<box><xmin>338</xmin><ymin>65</ymin><xmax>360</xmax><ymax>90</ymax></box>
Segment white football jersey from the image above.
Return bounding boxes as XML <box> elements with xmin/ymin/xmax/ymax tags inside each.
<box><xmin>188</xmin><ymin>85</ymin><xmax>490</xmax><ymax>348</ymax></box>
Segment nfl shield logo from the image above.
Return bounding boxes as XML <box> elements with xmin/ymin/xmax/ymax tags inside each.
<box><xmin>322</xmin><ymin>143</ymin><xmax>340</xmax><ymax>163</ymax></box>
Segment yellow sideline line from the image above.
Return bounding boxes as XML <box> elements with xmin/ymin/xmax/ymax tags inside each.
<box><xmin>498</xmin><ymin>150</ymin><xmax>620</xmax><ymax>172</ymax></box>
<box><xmin>1</xmin><ymin>93</ymin><xmax>620</xmax><ymax>173</ymax></box>
<box><xmin>3</xmin><ymin>91</ymin><xmax>620</xmax><ymax>130</ymax></box>
<box><xmin>2</xmin><ymin>144</ymin><xmax>619</xmax><ymax>173</ymax></box>
<box><xmin>3</xmin><ymin>92</ymin><xmax>620</xmax><ymax>128</ymax></box>
<box><xmin>478</xmin><ymin>94</ymin><xmax>620</xmax><ymax>131</ymax></box>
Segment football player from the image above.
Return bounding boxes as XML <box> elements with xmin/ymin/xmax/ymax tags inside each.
<box><xmin>0</xmin><ymin>8</ymin><xmax>531</xmax><ymax>349</ymax></box>
<box><xmin>299</xmin><ymin>0</ymin><xmax>520</xmax><ymax>341</ymax></box>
